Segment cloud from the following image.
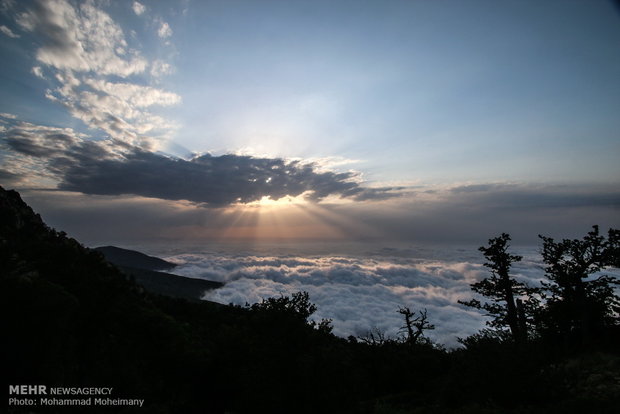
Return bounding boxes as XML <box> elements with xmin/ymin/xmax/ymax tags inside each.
<box><xmin>53</xmin><ymin>148</ymin><xmax>401</xmax><ymax>205</ymax></box>
<box><xmin>448</xmin><ymin>183</ymin><xmax>620</xmax><ymax>209</ymax></box>
<box><xmin>9</xmin><ymin>177</ymin><xmax>618</xmax><ymax>287</ymax></box>
<box><xmin>0</xmin><ymin>168</ymin><xmax>19</xmax><ymax>181</ymax></box>
<box><xmin>0</xmin><ymin>0</ymin><xmax>16</xmax><ymax>13</ymax></box>
<box><xmin>322</xmin><ymin>183</ymin><xmax>620</xmax><ymax>243</ymax></box>
<box><xmin>157</xmin><ymin>21</ymin><xmax>172</xmax><ymax>39</ymax></box>
<box><xmin>132</xmin><ymin>1</ymin><xmax>145</xmax><ymax>16</ymax></box>
<box><xmin>0</xmin><ymin>119</ymin><xmax>91</xmax><ymax>187</ymax></box>
<box><xmin>46</xmin><ymin>79</ymin><xmax>178</xmax><ymax>147</ymax></box>
<box><xmin>1</xmin><ymin>116</ymin><xmax>401</xmax><ymax>205</ymax></box>
<box><xmin>16</xmin><ymin>0</ymin><xmax>147</xmax><ymax>76</ymax></box>
<box><xmin>10</xmin><ymin>0</ymin><xmax>179</xmax><ymax>148</ymax></box>
<box><xmin>3</xmin><ymin>115</ymin><xmax>617</xmax><ymax>240</ymax></box>
<box><xmin>168</xmin><ymin>248</ymin><xmax>502</xmax><ymax>347</ymax></box>
<box><xmin>4</xmin><ymin>109</ymin><xmax>617</xmax><ymax>242</ymax></box>
<box><xmin>0</xmin><ymin>116</ymin><xmax>113</xmax><ymax>184</ymax></box>
<box><xmin>5</xmin><ymin>129</ymin><xmax>78</xmax><ymax>157</ymax></box>
<box><xmin>83</xmin><ymin>78</ymin><xmax>181</xmax><ymax>108</ymax></box>
<box><xmin>31</xmin><ymin>66</ymin><xmax>44</xmax><ymax>78</ymax></box>
<box><xmin>0</xmin><ymin>24</ymin><xmax>19</xmax><ymax>38</ymax></box>
<box><xmin>450</xmin><ymin>183</ymin><xmax>513</xmax><ymax>194</ymax></box>
<box><xmin>150</xmin><ymin>60</ymin><xmax>173</xmax><ymax>78</ymax></box>
<box><xmin>164</xmin><ymin>244</ymin><xmax>619</xmax><ymax>347</ymax></box>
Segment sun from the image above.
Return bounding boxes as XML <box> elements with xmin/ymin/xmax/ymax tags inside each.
<box><xmin>247</xmin><ymin>193</ymin><xmax>310</xmax><ymax>208</ymax></box>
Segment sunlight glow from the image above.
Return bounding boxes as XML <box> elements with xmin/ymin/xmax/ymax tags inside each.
<box><xmin>201</xmin><ymin>195</ymin><xmax>359</xmax><ymax>241</ymax></box>
<box><xmin>246</xmin><ymin>193</ymin><xmax>310</xmax><ymax>207</ymax></box>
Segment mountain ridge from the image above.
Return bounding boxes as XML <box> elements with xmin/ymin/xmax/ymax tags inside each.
<box><xmin>94</xmin><ymin>245</ymin><xmax>177</xmax><ymax>271</ymax></box>
<box><xmin>94</xmin><ymin>245</ymin><xmax>223</xmax><ymax>301</ymax></box>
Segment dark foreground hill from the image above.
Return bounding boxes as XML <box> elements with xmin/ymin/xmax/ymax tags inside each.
<box><xmin>2</xmin><ymin>185</ymin><xmax>619</xmax><ymax>414</ymax></box>
<box><xmin>94</xmin><ymin>246</ymin><xmax>223</xmax><ymax>301</ymax></box>
<box><xmin>116</xmin><ymin>265</ymin><xmax>223</xmax><ymax>301</ymax></box>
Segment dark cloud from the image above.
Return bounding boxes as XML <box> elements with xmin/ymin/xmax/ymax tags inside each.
<box><xmin>1</xmin><ymin>120</ymin><xmax>402</xmax><ymax>206</ymax></box>
<box><xmin>450</xmin><ymin>183</ymin><xmax>516</xmax><ymax>194</ymax></box>
<box><xmin>449</xmin><ymin>183</ymin><xmax>620</xmax><ymax>209</ymax></box>
<box><xmin>330</xmin><ymin>183</ymin><xmax>620</xmax><ymax>244</ymax></box>
<box><xmin>55</xmin><ymin>149</ymin><xmax>402</xmax><ymax>205</ymax></box>
<box><xmin>0</xmin><ymin>169</ymin><xmax>19</xmax><ymax>181</ymax></box>
<box><xmin>5</xmin><ymin>129</ymin><xmax>78</xmax><ymax>157</ymax></box>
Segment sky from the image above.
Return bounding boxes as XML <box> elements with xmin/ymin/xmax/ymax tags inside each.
<box><xmin>0</xmin><ymin>0</ymin><xmax>619</xmax><ymax>246</ymax></box>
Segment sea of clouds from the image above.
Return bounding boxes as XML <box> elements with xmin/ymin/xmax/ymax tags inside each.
<box><xmin>141</xmin><ymin>242</ymin><xmax>579</xmax><ymax>348</ymax></box>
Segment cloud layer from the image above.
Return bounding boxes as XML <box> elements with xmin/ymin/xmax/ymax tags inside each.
<box><xmin>164</xmin><ymin>245</ymin><xmax>567</xmax><ymax>348</ymax></box>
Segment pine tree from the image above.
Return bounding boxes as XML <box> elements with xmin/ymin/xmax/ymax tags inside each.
<box><xmin>538</xmin><ymin>226</ymin><xmax>620</xmax><ymax>345</ymax></box>
<box><xmin>460</xmin><ymin>233</ymin><xmax>535</xmax><ymax>342</ymax></box>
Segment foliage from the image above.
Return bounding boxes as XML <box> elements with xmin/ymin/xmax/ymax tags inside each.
<box><xmin>457</xmin><ymin>328</ymin><xmax>513</xmax><ymax>349</ymax></box>
<box><xmin>459</xmin><ymin>233</ymin><xmax>537</xmax><ymax>342</ymax></box>
<box><xmin>537</xmin><ymin>225</ymin><xmax>620</xmax><ymax>345</ymax></box>
<box><xmin>248</xmin><ymin>291</ymin><xmax>333</xmax><ymax>333</ymax></box>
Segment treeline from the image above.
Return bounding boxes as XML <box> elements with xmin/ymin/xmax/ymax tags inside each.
<box><xmin>458</xmin><ymin>227</ymin><xmax>620</xmax><ymax>350</ymax></box>
<box><xmin>2</xmin><ymin>185</ymin><xmax>619</xmax><ymax>413</ymax></box>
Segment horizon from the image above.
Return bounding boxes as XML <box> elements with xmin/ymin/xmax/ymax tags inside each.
<box><xmin>1</xmin><ymin>0</ymin><xmax>619</xmax><ymax>246</ymax></box>
<box><xmin>4</xmin><ymin>182</ymin><xmax>620</xmax><ymax>350</ymax></box>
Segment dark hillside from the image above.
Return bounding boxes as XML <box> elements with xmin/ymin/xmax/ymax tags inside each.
<box><xmin>1</xmin><ymin>186</ymin><xmax>221</xmax><ymax>412</ymax></box>
<box><xmin>94</xmin><ymin>245</ymin><xmax>177</xmax><ymax>271</ymax></box>
<box><xmin>95</xmin><ymin>245</ymin><xmax>223</xmax><ymax>301</ymax></box>
<box><xmin>118</xmin><ymin>265</ymin><xmax>223</xmax><ymax>301</ymax></box>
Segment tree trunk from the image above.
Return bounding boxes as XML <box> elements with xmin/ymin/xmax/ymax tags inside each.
<box><xmin>500</xmin><ymin>267</ymin><xmax>521</xmax><ymax>342</ymax></box>
<box><xmin>516</xmin><ymin>298</ymin><xmax>527</xmax><ymax>341</ymax></box>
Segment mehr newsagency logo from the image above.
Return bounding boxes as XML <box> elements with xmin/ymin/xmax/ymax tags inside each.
<box><xmin>9</xmin><ymin>385</ymin><xmax>145</xmax><ymax>408</ymax></box>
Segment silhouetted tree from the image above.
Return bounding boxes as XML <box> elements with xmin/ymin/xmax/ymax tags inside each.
<box><xmin>459</xmin><ymin>233</ymin><xmax>536</xmax><ymax>342</ymax></box>
<box><xmin>398</xmin><ymin>306</ymin><xmax>435</xmax><ymax>345</ymax></box>
<box><xmin>538</xmin><ymin>226</ymin><xmax>620</xmax><ymax>345</ymax></box>
<box><xmin>249</xmin><ymin>291</ymin><xmax>333</xmax><ymax>333</ymax></box>
<box><xmin>359</xmin><ymin>327</ymin><xmax>389</xmax><ymax>345</ymax></box>
<box><xmin>250</xmin><ymin>291</ymin><xmax>316</xmax><ymax>318</ymax></box>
